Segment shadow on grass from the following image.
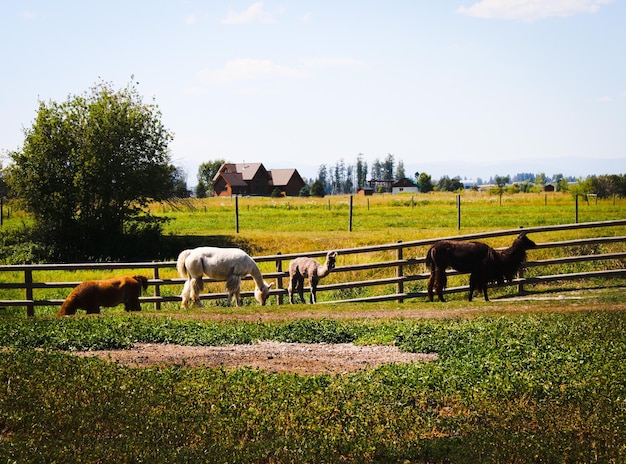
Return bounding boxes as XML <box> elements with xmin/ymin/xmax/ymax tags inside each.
<box><xmin>155</xmin><ymin>235</ymin><xmax>255</xmax><ymax>261</ymax></box>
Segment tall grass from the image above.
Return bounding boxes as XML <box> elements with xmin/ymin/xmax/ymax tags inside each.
<box><xmin>149</xmin><ymin>192</ymin><xmax>626</xmax><ymax>254</ymax></box>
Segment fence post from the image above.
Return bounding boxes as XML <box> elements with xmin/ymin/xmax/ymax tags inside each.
<box><xmin>153</xmin><ymin>266</ymin><xmax>161</xmax><ymax>310</ymax></box>
<box><xmin>275</xmin><ymin>252</ymin><xmax>284</xmax><ymax>305</ymax></box>
<box><xmin>397</xmin><ymin>241</ymin><xmax>404</xmax><ymax>303</ymax></box>
<box><xmin>517</xmin><ymin>267</ymin><xmax>526</xmax><ymax>295</ymax></box>
<box><xmin>235</xmin><ymin>196</ymin><xmax>240</xmax><ymax>233</ymax></box>
<box><xmin>25</xmin><ymin>268</ymin><xmax>34</xmax><ymax>317</ymax></box>
<box><xmin>348</xmin><ymin>195</ymin><xmax>353</xmax><ymax>232</ymax></box>
<box><xmin>456</xmin><ymin>194</ymin><xmax>461</xmax><ymax>230</ymax></box>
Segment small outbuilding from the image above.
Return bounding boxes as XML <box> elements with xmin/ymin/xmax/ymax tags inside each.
<box><xmin>391</xmin><ymin>178</ymin><xmax>419</xmax><ymax>195</ymax></box>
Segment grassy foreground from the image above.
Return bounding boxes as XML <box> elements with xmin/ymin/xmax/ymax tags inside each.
<box><xmin>1</xmin><ymin>192</ymin><xmax>625</xmax><ymax>462</ymax></box>
<box><xmin>1</xmin><ymin>291</ymin><xmax>626</xmax><ymax>463</ymax></box>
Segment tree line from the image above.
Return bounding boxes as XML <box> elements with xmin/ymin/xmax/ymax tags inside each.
<box><xmin>192</xmin><ymin>154</ymin><xmax>626</xmax><ymax>198</ymax></box>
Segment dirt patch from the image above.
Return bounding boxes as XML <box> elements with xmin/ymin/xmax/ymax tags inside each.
<box><xmin>71</xmin><ymin>342</ymin><xmax>437</xmax><ymax>375</ymax></box>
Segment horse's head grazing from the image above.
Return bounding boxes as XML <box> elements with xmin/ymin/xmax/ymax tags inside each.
<box><xmin>254</xmin><ymin>281</ymin><xmax>275</xmax><ymax>305</ymax></box>
<box><xmin>132</xmin><ymin>275</ymin><xmax>149</xmax><ymax>292</ymax></box>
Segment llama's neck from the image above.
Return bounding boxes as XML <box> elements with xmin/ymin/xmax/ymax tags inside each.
<box><xmin>248</xmin><ymin>262</ymin><xmax>266</xmax><ymax>289</ymax></box>
<box><xmin>318</xmin><ymin>259</ymin><xmax>333</xmax><ymax>278</ymax></box>
<box><xmin>502</xmin><ymin>246</ymin><xmax>526</xmax><ymax>262</ymax></box>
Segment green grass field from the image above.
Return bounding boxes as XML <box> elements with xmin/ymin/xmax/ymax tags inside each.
<box><xmin>1</xmin><ymin>191</ymin><xmax>625</xmax><ymax>462</ymax></box>
<box><xmin>150</xmin><ymin>192</ymin><xmax>625</xmax><ymax>254</ymax></box>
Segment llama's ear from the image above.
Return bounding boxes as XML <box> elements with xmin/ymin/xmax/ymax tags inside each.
<box><xmin>268</xmin><ymin>282</ymin><xmax>275</xmax><ymax>288</ymax></box>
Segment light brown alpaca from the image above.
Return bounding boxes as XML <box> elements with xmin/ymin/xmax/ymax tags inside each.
<box><xmin>57</xmin><ymin>275</ymin><xmax>149</xmax><ymax>316</ymax></box>
<box><xmin>288</xmin><ymin>251</ymin><xmax>338</xmax><ymax>304</ymax></box>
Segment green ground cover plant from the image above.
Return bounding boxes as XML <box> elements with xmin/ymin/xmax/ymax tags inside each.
<box><xmin>1</xmin><ymin>305</ymin><xmax>625</xmax><ymax>462</ymax></box>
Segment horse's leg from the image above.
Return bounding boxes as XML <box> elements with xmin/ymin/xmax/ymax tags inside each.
<box><xmin>85</xmin><ymin>303</ymin><xmax>100</xmax><ymax>314</ymax></box>
<box><xmin>427</xmin><ymin>271</ymin><xmax>435</xmax><ymax>302</ymax></box>
<box><xmin>310</xmin><ymin>278</ymin><xmax>318</xmax><ymax>304</ymax></box>
<box><xmin>297</xmin><ymin>277</ymin><xmax>305</xmax><ymax>304</ymax></box>
<box><xmin>436</xmin><ymin>269</ymin><xmax>447</xmax><ymax>302</ymax></box>
<box><xmin>226</xmin><ymin>275</ymin><xmax>241</xmax><ymax>306</ymax></box>
<box><xmin>126</xmin><ymin>294</ymin><xmax>141</xmax><ymax>311</ymax></box>
<box><xmin>124</xmin><ymin>286</ymin><xmax>142</xmax><ymax>311</ymax></box>
<box><xmin>181</xmin><ymin>280</ymin><xmax>191</xmax><ymax>308</ymax></box>
<box><xmin>288</xmin><ymin>275</ymin><xmax>296</xmax><ymax>304</ymax></box>
<box><xmin>191</xmin><ymin>277</ymin><xmax>204</xmax><ymax>307</ymax></box>
<box><xmin>468</xmin><ymin>274</ymin><xmax>475</xmax><ymax>302</ymax></box>
<box><xmin>481</xmin><ymin>277</ymin><xmax>490</xmax><ymax>301</ymax></box>
<box><xmin>235</xmin><ymin>286</ymin><xmax>242</xmax><ymax>306</ymax></box>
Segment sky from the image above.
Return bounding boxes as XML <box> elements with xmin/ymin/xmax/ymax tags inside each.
<box><xmin>1</xmin><ymin>0</ymin><xmax>625</xmax><ymax>186</ymax></box>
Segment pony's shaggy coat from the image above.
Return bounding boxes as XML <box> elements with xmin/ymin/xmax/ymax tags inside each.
<box><xmin>57</xmin><ymin>275</ymin><xmax>149</xmax><ymax>316</ymax></box>
<box><xmin>177</xmin><ymin>247</ymin><xmax>273</xmax><ymax>307</ymax></box>
<box><xmin>426</xmin><ymin>233</ymin><xmax>536</xmax><ymax>302</ymax></box>
<box><xmin>288</xmin><ymin>251</ymin><xmax>338</xmax><ymax>304</ymax></box>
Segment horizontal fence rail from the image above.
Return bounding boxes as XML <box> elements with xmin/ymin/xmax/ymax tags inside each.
<box><xmin>1</xmin><ymin>220</ymin><xmax>625</xmax><ymax>316</ymax></box>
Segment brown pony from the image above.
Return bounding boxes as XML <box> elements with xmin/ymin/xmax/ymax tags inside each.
<box><xmin>57</xmin><ymin>275</ymin><xmax>149</xmax><ymax>316</ymax></box>
<box><xmin>426</xmin><ymin>232</ymin><xmax>536</xmax><ymax>302</ymax></box>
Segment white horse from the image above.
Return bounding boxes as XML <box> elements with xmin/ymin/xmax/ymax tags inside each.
<box><xmin>177</xmin><ymin>247</ymin><xmax>274</xmax><ymax>308</ymax></box>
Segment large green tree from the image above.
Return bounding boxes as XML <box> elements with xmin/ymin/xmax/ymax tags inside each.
<box><xmin>196</xmin><ymin>159</ymin><xmax>226</xmax><ymax>197</ymax></box>
<box><xmin>7</xmin><ymin>80</ymin><xmax>175</xmax><ymax>261</ymax></box>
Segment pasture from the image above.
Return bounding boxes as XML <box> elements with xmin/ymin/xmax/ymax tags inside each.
<box><xmin>151</xmin><ymin>191</ymin><xmax>625</xmax><ymax>254</ymax></box>
<box><xmin>1</xmin><ymin>191</ymin><xmax>625</xmax><ymax>462</ymax></box>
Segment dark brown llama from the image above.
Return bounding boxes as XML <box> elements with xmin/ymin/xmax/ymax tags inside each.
<box><xmin>288</xmin><ymin>251</ymin><xmax>338</xmax><ymax>304</ymax></box>
<box><xmin>426</xmin><ymin>232</ymin><xmax>536</xmax><ymax>302</ymax></box>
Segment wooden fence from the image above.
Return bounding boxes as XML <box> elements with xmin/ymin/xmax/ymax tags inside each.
<box><xmin>1</xmin><ymin>220</ymin><xmax>625</xmax><ymax>316</ymax></box>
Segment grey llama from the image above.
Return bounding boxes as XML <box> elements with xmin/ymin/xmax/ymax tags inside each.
<box><xmin>288</xmin><ymin>251</ymin><xmax>338</xmax><ymax>304</ymax></box>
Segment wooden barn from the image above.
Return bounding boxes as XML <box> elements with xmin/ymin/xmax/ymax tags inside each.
<box><xmin>212</xmin><ymin>163</ymin><xmax>305</xmax><ymax>197</ymax></box>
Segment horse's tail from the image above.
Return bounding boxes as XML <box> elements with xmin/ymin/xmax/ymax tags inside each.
<box><xmin>425</xmin><ymin>246</ymin><xmax>436</xmax><ymax>270</ymax></box>
<box><xmin>177</xmin><ymin>249</ymin><xmax>192</xmax><ymax>278</ymax></box>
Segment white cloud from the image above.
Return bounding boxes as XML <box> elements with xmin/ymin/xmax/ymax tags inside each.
<box><xmin>457</xmin><ymin>0</ymin><xmax>615</xmax><ymax>22</ymax></box>
<box><xmin>185</xmin><ymin>14</ymin><xmax>198</xmax><ymax>25</ymax></box>
<box><xmin>221</xmin><ymin>2</ymin><xmax>275</xmax><ymax>25</ymax></box>
<box><xmin>197</xmin><ymin>59</ymin><xmax>311</xmax><ymax>84</ymax></box>
<box><xmin>21</xmin><ymin>10</ymin><xmax>36</xmax><ymax>20</ymax></box>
